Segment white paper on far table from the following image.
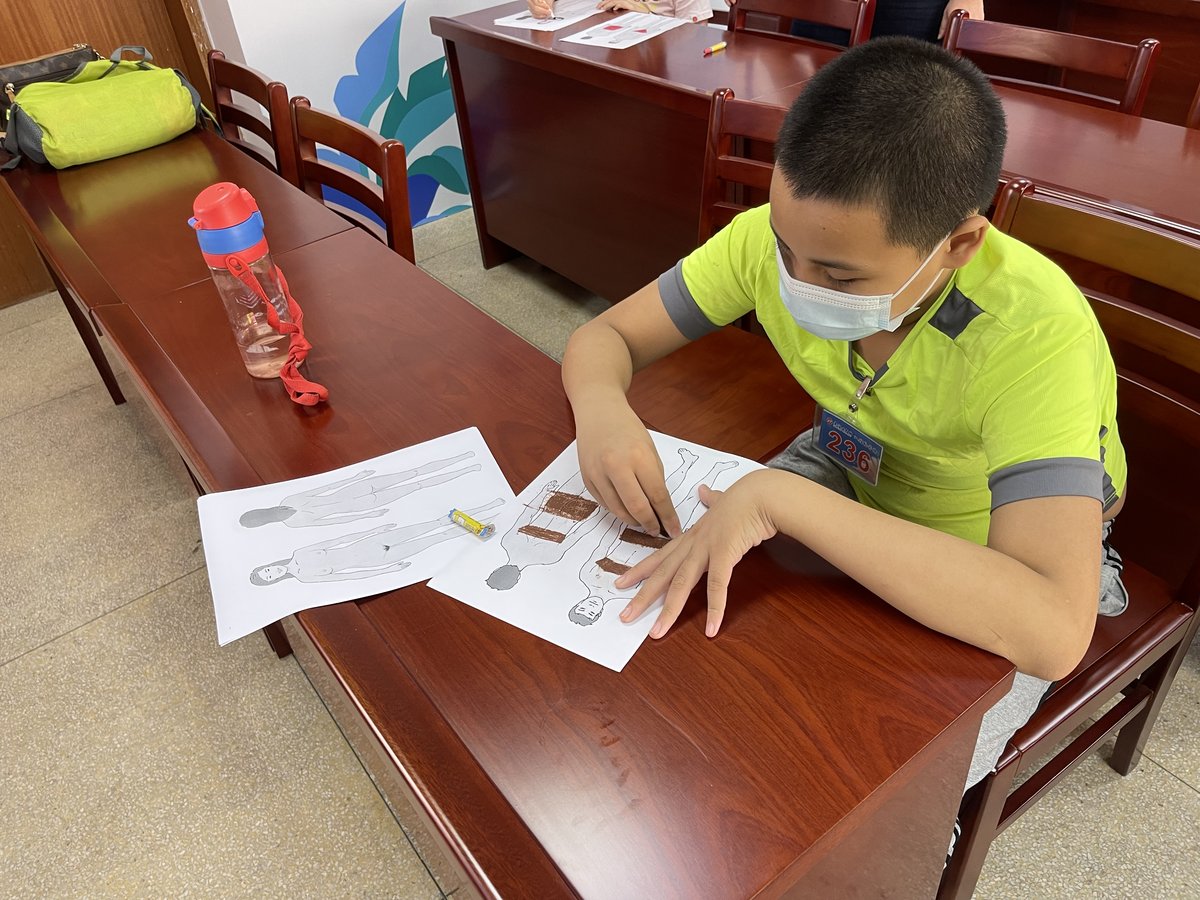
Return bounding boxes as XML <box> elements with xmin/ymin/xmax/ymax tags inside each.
<box><xmin>428</xmin><ymin>432</ymin><xmax>763</xmax><ymax>672</ymax></box>
<box><xmin>494</xmin><ymin>0</ymin><xmax>603</xmax><ymax>32</ymax></box>
<box><xmin>560</xmin><ymin>11</ymin><xmax>688</xmax><ymax>49</ymax></box>
<box><xmin>197</xmin><ymin>427</ymin><xmax>514</xmax><ymax>646</ymax></box>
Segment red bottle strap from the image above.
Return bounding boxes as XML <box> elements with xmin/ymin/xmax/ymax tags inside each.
<box><xmin>225</xmin><ymin>255</ymin><xmax>329</xmax><ymax>406</ymax></box>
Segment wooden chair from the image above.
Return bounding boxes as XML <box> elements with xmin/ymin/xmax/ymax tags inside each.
<box><xmin>727</xmin><ymin>0</ymin><xmax>875</xmax><ymax>47</ymax></box>
<box><xmin>943</xmin><ymin>11</ymin><xmax>1160</xmax><ymax>115</ymax></box>
<box><xmin>698</xmin><ymin>88</ymin><xmax>787</xmax><ymax>334</ymax></box>
<box><xmin>698</xmin><ymin>87</ymin><xmax>787</xmax><ymax>244</ymax></box>
<box><xmin>1187</xmin><ymin>82</ymin><xmax>1200</xmax><ymax>129</ymax></box>
<box><xmin>206</xmin><ymin>49</ymin><xmax>295</xmax><ymax>176</ymax></box>
<box><xmin>939</xmin><ymin>179</ymin><xmax>1200</xmax><ymax>899</ymax></box>
<box><xmin>287</xmin><ymin>97</ymin><xmax>414</xmax><ymax>263</ymax></box>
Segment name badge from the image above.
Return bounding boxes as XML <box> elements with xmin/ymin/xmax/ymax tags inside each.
<box><xmin>816</xmin><ymin>408</ymin><xmax>883</xmax><ymax>486</ymax></box>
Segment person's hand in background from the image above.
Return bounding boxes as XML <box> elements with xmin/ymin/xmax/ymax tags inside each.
<box><xmin>939</xmin><ymin>1</ymin><xmax>985</xmax><ymax>39</ymax></box>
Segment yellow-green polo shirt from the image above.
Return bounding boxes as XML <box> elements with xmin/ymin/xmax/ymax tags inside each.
<box><xmin>657</xmin><ymin>204</ymin><xmax>1125</xmax><ymax>546</ymax></box>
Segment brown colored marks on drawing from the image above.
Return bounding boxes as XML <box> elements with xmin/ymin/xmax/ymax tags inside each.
<box><xmin>619</xmin><ymin>528</ymin><xmax>669</xmax><ymax>549</ymax></box>
<box><xmin>543</xmin><ymin>492</ymin><xmax>598</xmax><ymax>520</ymax></box>
<box><xmin>595</xmin><ymin>557</ymin><xmax>631</xmax><ymax>576</ymax></box>
<box><xmin>518</xmin><ymin>525</ymin><xmax>566</xmax><ymax>543</ymax></box>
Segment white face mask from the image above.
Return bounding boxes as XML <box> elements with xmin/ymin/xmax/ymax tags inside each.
<box><xmin>776</xmin><ymin>235</ymin><xmax>951</xmax><ymax>341</ymax></box>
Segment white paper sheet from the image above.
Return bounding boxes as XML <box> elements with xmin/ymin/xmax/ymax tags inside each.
<box><xmin>559</xmin><ymin>10</ymin><xmax>688</xmax><ymax>48</ymax></box>
<box><xmin>428</xmin><ymin>432</ymin><xmax>763</xmax><ymax>671</ymax></box>
<box><xmin>198</xmin><ymin>428</ymin><xmax>514</xmax><ymax>645</ymax></box>
<box><xmin>494</xmin><ymin>0</ymin><xmax>603</xmax><ymax>32</ymax></box>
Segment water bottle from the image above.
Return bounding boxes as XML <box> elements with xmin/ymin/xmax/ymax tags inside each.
<box><xmin>189</xmin><ymin>183</ymin><xmax>293</xmax><ymax>379</ymax></box>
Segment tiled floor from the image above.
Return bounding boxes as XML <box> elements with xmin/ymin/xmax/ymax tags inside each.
<box><xmin>1</xmin><ymin>210</ymin><xmax>1197</xmax><ymax>898</ymax></box>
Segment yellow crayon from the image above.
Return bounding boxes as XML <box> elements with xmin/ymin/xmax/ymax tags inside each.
<box><xmin>449</xmin><ymin>508</ymin><xmax>496</xmax><ymax>540</ymax></box>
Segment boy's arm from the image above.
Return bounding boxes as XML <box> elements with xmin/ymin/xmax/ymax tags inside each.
<box><xmin>618</xmin><ymin>470</ymin><xmax>1099</xmax><ymax>682</ymax></box>
<box><xmin>562</xmin><ymin>280</ymin><xmax>695</xmax><ymax>537</ymax></box>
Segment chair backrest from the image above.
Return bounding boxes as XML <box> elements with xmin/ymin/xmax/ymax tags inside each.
<box><xmin>207</xmin><ymin>49</ymin><xmax>295</xmax><ymax>176</ymax></box>
<box><xmin>943</xmin><ymin>12</ymin><xmax>1160</xmax><ymax>115</ymax></box>
<box><xmin>698</xmin><ymin>88</ymin><xmax>787</xmax><ymax>243</ymax></box>
<box><xmin>287</xmin><ymin>97</ymin><xmax>414</xmax><ymax>263</ymax></box>
<box><xmin>992</xmin><ymin>179</ymin><xmax>1200</xmax><ymax>604</ymax></box>
<box><xmin>1187</xmin><ymin>82</ymin><xmax>1200</xmax><ymax>129</ymax></box>
<box><xmin>728</xmin><ymin>0</ymin><xmax>875</xmax><ymax>47</ymax></box>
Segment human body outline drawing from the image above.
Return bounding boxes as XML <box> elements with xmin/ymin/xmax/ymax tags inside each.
<box><xmin>486</xmin><ymin>470</ymin><xmax>606</xmax><ymax>590</ymax></box>
<box><xmin>250</xmin><ymin>499</ymin><xmax>505</xmax><ymax>586</ymax></box>
<box><xmin>568</xmin><ymin>455</ymin><xmax>739</xmax><ymax>626</ymax></box>
<box><xmin>239</xmin><ymin>451</ymin><xmax>481</xmax><ymax>529</ymax></box>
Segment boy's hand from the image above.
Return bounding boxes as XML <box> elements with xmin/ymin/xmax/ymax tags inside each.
<box><xmin>527</xmin><ymin>0</ymin><xmax>554</xmax><ymax>18</ymax></box>
<box><xmin>615</xmin><ymin>470</ymin><xmax>778</xmax><ymax>639</ymax></box>
<box><xmin>575</xmin><ymin>399</ymin><xmax>682</xmax><ymax>538</ymax></box>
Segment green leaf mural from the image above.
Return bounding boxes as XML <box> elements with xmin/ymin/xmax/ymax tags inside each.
<box><xmin>333</xmin><ymin>3</ymin><xmax>469</xmax><ymax>225</ymax></box>
<box><xmin>407</xmin><ymin>146</ymin><xmax>469</xmax><ymax>196</ymax></box>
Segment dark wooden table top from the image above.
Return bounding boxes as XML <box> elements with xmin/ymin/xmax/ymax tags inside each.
<box><xmin>95</xmin><ymin>225</ymin><xmax>1014</xmax><ymax>897</ymax></box>
<box><xmin>431</xmin><ymin>3</ymin><xmax>841</xmax><ymax>115</ymax></box>
<box><xmin>752</xmin><ymin>80</ymin><xmax>1200</xmax><ymax>235</ymax></box>
<box><xmin>0</xmin><ymin>129</ymin><xmax>354</xmax><ymax>311</ymax></box>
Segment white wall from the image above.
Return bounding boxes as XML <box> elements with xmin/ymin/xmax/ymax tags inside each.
<box><xmin>197</xmin><ymin>0</ymin><xmax>730</xmax><ymax>222</ymax></box>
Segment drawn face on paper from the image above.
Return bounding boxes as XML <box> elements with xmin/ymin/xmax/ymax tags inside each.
<box><xmin>568</xmin><ymin>595</ymin><xmax>605</xmax><ymax>626</ymax></box>
<box><xmin>255</xmin><ymin>565</ymin><xmax>289</xmax><ymax>583</ymax></box>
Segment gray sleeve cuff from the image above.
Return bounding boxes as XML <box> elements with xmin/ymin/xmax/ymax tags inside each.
<box><xmin>988</xmin><ymin>458</ymin><xmax>1105</xmax><ymax>511</ymax></box>
<box><xmin>658</xmin><ymin>262</ymin><xmax>722</xmax><ymax>341</ymax></box>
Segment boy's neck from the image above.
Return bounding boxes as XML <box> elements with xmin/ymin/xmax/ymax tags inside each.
<box><xmin>853</xmin><ymin>269</ymin><xmax>955</xmax><ymax>370</ymax></box>
<box><xmin>854</xmin><ymin>330</ymin><xmax>909</xmax><ymax>371</ymax></box>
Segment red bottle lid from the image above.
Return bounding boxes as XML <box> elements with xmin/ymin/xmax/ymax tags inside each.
<box><xmin>190</xmin><ymin>182</ymin><xmax>260</xmax><ymax>231</ymax></box>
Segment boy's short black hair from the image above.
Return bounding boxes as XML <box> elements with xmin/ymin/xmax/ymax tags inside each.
<box><xmin>775</xmin><ymin>37</ymin><xmax>1006</xmax><ymax>253</ymax></box>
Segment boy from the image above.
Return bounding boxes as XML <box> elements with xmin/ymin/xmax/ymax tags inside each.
<box><xmin>527</xmin><ymin>0</ymin><xmax>712</xmax><ymax>21</ymax></box>
<box><xmin>561</xmin><ymin>37</ymin><xmax>1127</xmax><ymax>788</ymax></box>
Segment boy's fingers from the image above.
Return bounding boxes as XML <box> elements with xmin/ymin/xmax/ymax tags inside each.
<box><xmin>592</xmin><ymin>476</ymin><xmax>638</xmax><ymax>530</ymax></box>
<box><xmin>619</xmin><ymin>548</ymin><xmax>680</xmax><ymax>621</ymax></box>
<box><xmin>643</xmin><ymin>476</ymin><xmax>682</xmax><ymax>538</ymax></box>
<box><xmin>704</xmin><ymin>553</ymin><xmax>735</xmax><ymax>637</ymax></box>
<box><xmin>650</xmin><ymin>552</ymin><xmax>705</xmax><ymax>638</ymax></box>
<box><xmin>582</xmin><ymin>476</ymin><xmax>600</xmax><ymax>505</ymax></box>
<box><xmin>620</xmin><ymin>579</ymin><xmax>661</xmax><ymax>623</ymax></box>
<box><xmin>612</xmin><ymin>470</ymin><xmax>664</xmax><ymax>535</ymax></box>
<box><xmin>615</xmin><ymin>540</ymin><xmax>677</xmax><ymax>590</ymax></box>
<box><xmin>697</xmin><ymin>484</ymin><xmax>723</xmax><ymax>507</ymax></box>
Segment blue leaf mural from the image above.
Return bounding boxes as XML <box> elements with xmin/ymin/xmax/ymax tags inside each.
<box><xmin>331</xmin><ymin>2</ymin><xmax>471</xmax><ymax>227</ymax></box>
<box><xmin>334</xmin><ymin>5</ymin><xmax>406</xmax><ymax>128</ymax></box>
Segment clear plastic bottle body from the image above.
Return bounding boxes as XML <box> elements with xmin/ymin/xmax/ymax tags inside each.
<box><xmin>207</xmin><ymin>252</ymin><xmax>293</xmax><ymax>379</ymax></box>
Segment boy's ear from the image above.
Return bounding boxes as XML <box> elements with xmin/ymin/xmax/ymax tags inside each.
<box><xmin>944</xmin><ymin>214</ymin><xmax>990</xmax><ymax>268</ymax></box>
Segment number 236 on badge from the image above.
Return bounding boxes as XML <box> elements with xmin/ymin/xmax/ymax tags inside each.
<box><xmin>815</xmin><ymin>409</ymin><xmax>883</xmax><ymax>486</ymax></box>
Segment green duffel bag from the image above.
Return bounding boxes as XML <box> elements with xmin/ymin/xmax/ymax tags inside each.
<box><xmin>1</xmin><ymin>45</ymin><xmax>208</xmax><ymax>170</ymax></box>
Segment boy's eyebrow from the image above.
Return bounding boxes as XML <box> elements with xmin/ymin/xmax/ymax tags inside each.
<box><xmin>768</xmin><ymin>219</ymin><xmax>864</xmax><ymax>274</ymax></box>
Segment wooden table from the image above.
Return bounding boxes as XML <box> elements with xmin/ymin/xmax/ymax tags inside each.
<box><xmin>431</xmin><ymin>4</ymin><xmax>840</xmax><ymax>303</ymax></box>
<box><xmin>436</xmin><ymin>3</ymin><xmax>1200</xmax><ymax>303</ymax></box>
<box><xmin>0</xmin><ymin>129</ymin><xmax>354</xmax><ymax>403</ymax></box>
<box><xmin>90</xmin><ymin>222</ymin><xmax>1014</xmax><ymax>898</ymax></box>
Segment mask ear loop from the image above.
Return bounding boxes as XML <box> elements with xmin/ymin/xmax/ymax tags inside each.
<box><xmin>884</xmin><ymin>233</ymin><xmax>955</xmax><ymax>331</ymax></box>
